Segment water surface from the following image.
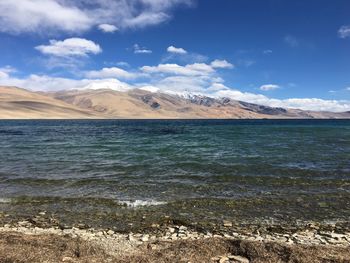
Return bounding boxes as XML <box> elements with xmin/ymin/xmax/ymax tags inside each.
<box><xmin>0</xmin><ymin>120</ymin><xmax>349</xmax><ymax>230</ymax></box>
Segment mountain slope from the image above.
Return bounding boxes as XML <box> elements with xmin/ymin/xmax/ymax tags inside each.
<box><xmin>0</xmin><ymin>86</ymin><xmax>349</xmax><ymax>119</ymax></box>
<box><xmin>51</xmin><ymin>88</ymin><xmax>288</xmax><ymax>119</ymax></box>
<box><xmin>52</xmin><ymin>88</ymin><xmax>350</xmax><ymax>119</ymax></box>
<box><xmin>0</xmin><ymin>86</ymin><xmax>98</xmax><ymax>119</ymax></box>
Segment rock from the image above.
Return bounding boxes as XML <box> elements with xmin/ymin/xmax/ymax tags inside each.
<box><xmin>128</xmin><ymin>234</ymin><xmax>135</xmax><ymax>241</ymax></box>
<box><xmin>178</xmin><ymin>232</ymin><xmax>187</xmax><ymax>238</ymax></box>
<box><xmin>18</xmin><ymin>220</ymin><xmax>31</xmax><ymax>227</ymax></box>
<box><xmin>326</xmin><ymin>238</ymin><xmax>338</xmax><ymax>245</ymax></box>
<box><xmin>63</xmin><ymin>229</ymin><xmax>73</xmax><ymax>235</ymax></box>
<box><xmin>141</xmin><ymin>235</ymin><xmax>149</xmax><ymax>242</ymax></box>
<box><xmin>77</xmin><ymin>223</ymin><xmax>88</xmax><ymax>229</ymax></box>
<box><xmin>168</xmin><ymin>227</ymin><xmax>175</xmax><ymax>233</ymax></box>
<box><xmin>62</xmin><ymin>257</ymin><xmax>74</xmax><ymax>262</ymax></box>
<box><xmin>329</xmin><ymin>232</ymin><xmax>345</xmax><ymax>240</ymax></box>
<box><xmin>205</xmin><ymin>233</ymin><xmax>213</xmax><ymax>238</ymax></box>
<box><xmin>38</xmin><ymin>211</ymin><xmax>46</xmax><ymax>216</ymax></box>
<box><xmin>58</xmin><ymin>224</ymin><xmax>70</xmax><ymax>230</ymax></box>
<box><xmin>179</xmin><ymin>226</ymin><xmax>187</xmax><ymax>232</ymax></box>
<box><xmin>223</xmin><ymin>220</ymin><xmax>232</xmax><ymax>227</ymax></box>
<box><xmin>318</xmin><ymin>202</ymin><xmax>328</xmax><ymax>208</ymax></box>
<box><xmin>228</xmin><ymin>255</ymin><xmax>250</xmax><ymax>263</ymax></box>
<box><xmin>219</xmin><ymin>256</ymin><xmax>229</xmax><ymax>263</ymax></box>
<box><xmin>286</xmin><ymin>238</ymin><xmax>294</xmax><ymax>245</ymax></box>
<box><xmin>253</xmin><ymin>236</ymin><xmax>263</xmax><ymax>242</ymax></box>
<box><xmin>107</xmin><ymin>230</ymin><xmax>114</xmax><ymax>235</ymax></box>
<box><xmin>95</xmin><ymin>231</ymin><xmax>104</xmax><ymax>237</ymax></box>
<box><xmin>307</xmin><ymin>223</ymin><xmax>319</xmax><ymax>230</ymax></box>
<box><xmin>148</xmin><ymin>244</ymin><xmax>158</xmax><ymax>250</ymax></box>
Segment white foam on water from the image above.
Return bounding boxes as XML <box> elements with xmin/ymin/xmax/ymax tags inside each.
<box><xmin>0</xmin><ymin>198</ymin><xmax>12</xmax><ymax>203</ymax></box>
<box><xmin>118</xmin><ymin>200</ymin><xmax>167</xmax><ymax>208</ymax></box>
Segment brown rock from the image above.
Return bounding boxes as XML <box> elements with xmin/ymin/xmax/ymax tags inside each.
<box><xmin>223</xmin><ymin>220</ymin><xmax>233</xmax><ymax>227</ymax></box>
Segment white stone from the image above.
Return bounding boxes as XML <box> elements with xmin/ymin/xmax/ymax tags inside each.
<box><xmin>141</xmin><ymin>235</ymin><xmax>149</xmax><ymax>242</ymax></box>
<box><xmin>228</xmin><ymin>255</ymin><xmax>250</xmax><ymax>263</ymax></box>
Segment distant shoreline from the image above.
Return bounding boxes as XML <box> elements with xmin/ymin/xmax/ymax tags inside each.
<box><xmin>1</xmin><ymin>118</ymin><xmax>350</xmax><ymax>120</ymax></box>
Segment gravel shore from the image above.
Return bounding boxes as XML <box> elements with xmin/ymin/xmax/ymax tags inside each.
<box><xmin>1</xmin><ymin>220</ymin><xmax>350</xmax><ymax>263</ymax></box>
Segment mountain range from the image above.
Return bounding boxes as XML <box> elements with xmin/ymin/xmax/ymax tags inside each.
<box><xmin>0</xmin><ymin>86</ymin><xmax>349</xmax><ymax>119</ymax></box>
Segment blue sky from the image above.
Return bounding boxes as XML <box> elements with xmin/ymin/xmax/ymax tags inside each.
<box><xmin>0</xmin><ymin>0</ymin><xmax>350</xmax><ymax>111</ymax></box>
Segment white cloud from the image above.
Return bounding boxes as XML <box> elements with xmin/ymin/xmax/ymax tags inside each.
<box><xmin>98</xmin><ymin>24</ymin><xmax>118</xmax><ymax>33</ymax></box>
<box><xmin>210</xmin><ymin>59</ymin><xmax>234</xmax><ymax>69</ymax></box>
<box><xmin>188</xmin><ymin>63</ymin><xmax>215</xmax><ymax>73</ymax></box>
<box><xmin>212</xmin><ymin>87</ymin><xmax>350</xmax><ymax>112</ymax></box>
<box><xmin>273</xmin><ymin>98</ymin><xmax>350</xmax><ymax>112</ymax></box>
<box><xmin>0</xmin><ymin>73</ymin><xmax>133</xmax><ymax>92</ymax></box>
<box><xmin>338</xmin><ymin>25</ymin><xmax>350</xmax><ymax>38</ymax></box>
<box><xmin>40</xmin><ymin>56</ymin><xmax>87</xmax><ymax>70</ymax></box>
<box><xmin>237</xmin><ymin>59</ymin><xmax>255</xmax><ymax>68</ymax></box>
<box><xmin>0</xmin><ymin>0</ymin><xmax>92</xmax><ymax>34</ymax></box>
<box><xmin>207</xmin><ymin>83</ymin><xmax>230</xmax><ymax>92</ymax></box>
<box><xmin>0</xmin><ymin>0</ymin><xmax>193</xmax><ymax>34</ymax></box>
<box><xmin>124</xmin><ymin>12</ymin><xmax>170</xmax><ymax>28</ymax></box>
<box><xmin>82</xmin><ymin>79</ymin><xmax>133</xmax><ymax>92</ymax></box>
<box><xmin>0</xmin><ymin>71</ymin><xmax>9</xmax><ymax>79</ymax></box>
<box><xmin>263</xmin><ymin>49</ymin><xmax>272</xmax><ymax>54</ymax></box>
<box><xmin>36</xmin><ymin>38</ymin><xmax>102</xmax><ymax>57</ymax></box>
<box><xmin>141</xmin><ymin>63</ymin><xmax>214</xmax><ymax>76</ymax></box>
<box><xmin>260</xmin><ymin>84</ymin><xmax>280</xmax><ymax>91</ymax></box>
<box><xmin>138</xmin><ymin>85</ymin><xmax>160</xmax><ymax>93</ymax></box>
<box><xmin>85</xmin><ymin>67</ymin><xmax>139</xmax><ymax>80</ymax></box>
<box><xmin>162</xmin><ymin>52</ymin><xmax>208</xmax><ymax>64</ymax></box>
<box><xmin>167</xmin><ymin>45</ymin><xmax>187</xmax><ymax>54</ymax></box>
<box><xmin>346</xmin><ymin>87</ymin><xmax>350</xmax><ymax>91</ymax></box>
<box><xmin>133</xmin><ymin>44</ymin><xmax>152</xmax><ymax>54</ymax></box>
<box><xmin>116</xmin><ymin>61</ymin><xmax>130</xmax><ymax>67</ymax></box>
<box><xmin>0</xmin><ymin>66</ymin><xmax>16</xmax><ymax>78</ymax></box>
<box><xmin>155</xmin><ymin>75</ymin><xmax>211</xmax><ymax>94</ymax></box>
<box><xmin>1</xmin><ymin>61</ymin><xmax>350</xmax><ymax>112</ymax></box>
<box><xmin>0</xmin><ymin>74</ymin><xmax>86</xmax><ymax>91</ymax></box>
<box><xmin>284</xmin><ymin>35</ymin><xmax>299</xmax><ymax>47</ymax></box>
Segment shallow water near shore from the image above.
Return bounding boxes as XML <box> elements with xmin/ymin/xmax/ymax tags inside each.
<box><xmin>0</xmin><ymin>119</ymin><xmax>350</xmax><ymax>231</ymax></box>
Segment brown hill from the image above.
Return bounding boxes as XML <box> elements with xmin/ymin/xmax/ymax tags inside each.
<box><xmin>0</xmin><ymin>86</ymin><xmax>98</xmax><ymax>119</ymax></box>
<box><xmin>52</xmin><ymin>88</ymin><xmax>280</xmax><ymax>119</ymax></box>
<box><xmin>51</xmin><ymin>88</ymin><xmax>350</xmax><ymax>119</ymax></box>
<box><xmin>0</xmin><ymin>86</ymin><xmax>349</xmax><ymax>119</ymax></box>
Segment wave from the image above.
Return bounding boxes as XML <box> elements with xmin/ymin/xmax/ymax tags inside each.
<box><xmin>0</xmin><ymin>198</ymin><xmax>12</xmax><ymax>203</ymax></box>
<box><xmin>117</xmin><ymin>199</ymin><xmax>167</xmax><ymax>208</ymax></box>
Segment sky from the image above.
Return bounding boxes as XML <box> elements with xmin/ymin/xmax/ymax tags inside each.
<box><xmin>0</xmin><ymin>0</ymin><xmax>350</xmax><ymax>112</ymax></box>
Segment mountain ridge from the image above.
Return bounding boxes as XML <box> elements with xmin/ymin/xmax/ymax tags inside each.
<box><xmin>0</xmin><ymin>86</ymin><xmax>349</xmax><ymax>119</ymax></box>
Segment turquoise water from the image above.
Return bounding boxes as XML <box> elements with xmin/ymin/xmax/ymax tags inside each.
<box><xmin>0</xmin><ymin>120</ymin><xmax>349</xmax><ymax>230</ymax></box>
